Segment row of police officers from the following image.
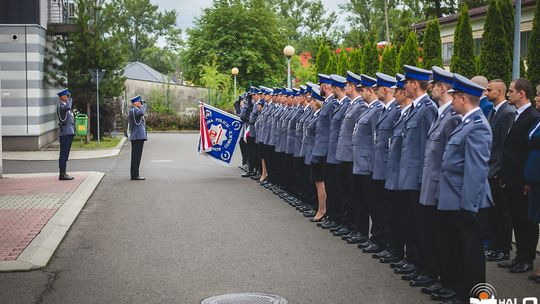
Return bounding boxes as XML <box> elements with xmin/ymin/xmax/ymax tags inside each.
<box><xmin>236</xmin><ymin>65</ymin><xmax>540</xmax><ymax>304</ymax></box>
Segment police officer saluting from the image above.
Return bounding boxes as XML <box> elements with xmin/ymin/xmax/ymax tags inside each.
<box><xmin>57</xmin><ymin>88</ymin><xmax>75</xmax><ymax>181</ymax></box>
<box><xmin>128</xmin><ymin>95</ymin><xmax>147</xmax><ymax>180</ymax></box>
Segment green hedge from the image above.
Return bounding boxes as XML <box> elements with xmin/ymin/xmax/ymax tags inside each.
<box><xmin>145</xmin><ymin>113</ymin><xmax>199</xmax><ymax>131</ymax></box>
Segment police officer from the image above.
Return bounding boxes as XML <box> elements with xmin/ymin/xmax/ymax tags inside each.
<box><xmin>436</xmin><ymin>73</ymin><xmax>493</xmax><ymax>304</ymax></box>
<box><xmin>128</xmin><ymin>95</ymin><xmax>147</xmax><ymax>180</ymax></box>
<box><xmin>57</xmin><ymin>88</ymin><xmax>75</xmax><ymax>181</ymax></box>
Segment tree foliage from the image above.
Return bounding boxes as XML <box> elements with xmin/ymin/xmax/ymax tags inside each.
<box><xmin>528</xmin><ymin>0</ymin><xmax>540</xmax><ymax>86</ymax></box>
<box><xmin>450</xmin><ymin>5</ymin><xmax>476</xmax><ymax>78</ymax></box>
<box><xmin>337</xmin><ymin>49</ymin><xmax>349</xmax><ymax>76</ymax></box>
<box><xmin>348</xmin><ymin>48</ymin><xmax>363</xmax><ymax>74</ymax></box>
<box><xmin>397</xmin><ymin>32</ymin><xmax>419</xmax><ymax>70</ymax></box>
<box><xmin>422</xmin><ymin>18</ymin><xmax>443</xmax><ymax>69</ymax></box>
<box><xmin>315</xmin><ymin>43</ymin><xmax>332</xmax><ymax>75</ymax></box>
<box><xmin>499</xmin><ymin>0</ymin><xmax>514</xmax><ymax>64</ymax></box>
<box><xmin>379</xmin><ymin>46</ymin><xmax>398</xmax><ymax>75</ymax></box>
<box><xmin>325</xmin><ymin>50</ymin><xmax>338</xmax><ymax>74</ymax></box>
<box><xmin>478</xmin><ymin>0</ymin><xmax>511</xmax><ymax>83</ymax></box>
<box><xmin>182</xmin><ymin>0</ymin><xmax>286</xmax><ymax>88</ymax></box>
<box><xmin>361</xmin><ymin>41</ymin><xmax>380</xmax><ymax>76</ymax></box>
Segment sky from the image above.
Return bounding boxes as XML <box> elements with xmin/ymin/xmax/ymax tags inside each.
<box><xmin>150</xmin><ymin>0</ymin><xmax>349</xmax><ymax>31</ymax></box>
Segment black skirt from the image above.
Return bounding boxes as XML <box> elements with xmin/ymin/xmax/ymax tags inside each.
<box><xmin>310</xmin><ymin>158</ymin><xmax>325</xmax><ymax>182</ymax></box>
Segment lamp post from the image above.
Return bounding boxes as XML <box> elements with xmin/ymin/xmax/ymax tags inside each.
<box><xmin>231</xmin><ymin>67</ymin><xmax>239</xmax><ymax>102</ymax></box>
<box><xmin>283</xmin><ymin>45</ymin><xmax>295</xmax><ymax>89</ymax></box>
<box><xmin>88</xmin><ymin>68</ymin><xmax>106</xmax><ymax>146</ymax></box>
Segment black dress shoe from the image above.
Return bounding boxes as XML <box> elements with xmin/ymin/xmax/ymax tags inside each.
<box><xmin>401</xmin><ymin>271</ymin><xmax>418</xmax><ymax>281</ymax></box>
<box><xmin>372</xmin><ymin>250</ymin><xmax>390</xmax><ymax>259</ymax></box>
<box><xmin>303</xmin><ymin>210</ymin><xmax>317</xmax><ymax>217</ymax></box>
<box><xmin>321</xmin><ymin>220</ymin><xmax>338</xmax><ymax>229</ymax></box>
<box><xmin>330</xmin><ymin>225</ymin><xmax>342</xmax><ymax>233</ymax></box>
<box><xmin>510</xmin><ymin>261</ymin><xmax>533</xmax><ymax>273</ymax></box>
<box><xmin>310</xmin><ymin>216</ymin><xmax>326</xmax><ymax>223</ymax></box>
<box><xmin>430</xmin><ymin>287</ymin><xmax>457</xmax><ymax>301</ymax></box>
<box><xmin>380</xmin><ymin>253</ymin><xmax>402</xmax><ymax>263</ymax></box>
<box><xmin>346</xmin><ymin>233</ymin><xmax>368</xmax><ymax>244</ymax></box>
<box><xmin>390</xmin><ymin>259</ymin><xmax>407</xmax><ymax>269</ymax></box>
<box><xmin>421</xmin><ymin>282</ymin><xmax>444</xmax><ymax>295</ymax></box>
<box><xmin>59</xmin><ymin>173</ymin><xmax>75</xmax><ymax>180</ymax></box>
<box><xmin>362</xmin><ymin>243</ymin><xmax>383</xmax><ymax>253</ymax></box>
<box><xmin>410</xmin><ymin>275</ymin><xmax>436</xmax><ymax>287</ymax></box>
<box><xmin>498</xmin><ymin>258</ymin><xmax>519</xmax><ymax>268</ymax></box>
<box><xmin>333</xmin><ymin>227</ymin><xmax>352</xmax><ymax>237</ymax></box>
<box><xmin>394</xmin><ymin>263</ymin><xmax>416</xmax><ymax>274</ymax></box>
<box><xmin>131</xmin><ymin>176</ymin><xmax>145</xmax><ymax>180</ymax></box>
<box><xmin>250</xmin><ymin>174</ymin><xmax>262</xmax><ymax>180</ymax></box>
<box><xmin>241</xmin><ymin>172</ymin><xmax>255</xmax><ymax>177</ymax></box>
<box><xmin>341</xmin><ymin>230</ymin><xmax>357</xmax><ymax>240</ymax></box>
<box><xmin>486</xmin><ymin>251</ymin><xmax>510</xmax><ymax>262</ymax></box>
<box><xmin>528</xmin><ymin>274</ymin><xmax>540</xmax><ymax>280</ymax></box>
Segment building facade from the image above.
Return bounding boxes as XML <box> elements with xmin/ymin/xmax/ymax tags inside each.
<box><xmin>0</xmin><ymin>0</ymin><xmax>71</xmax><ymax>150</ymax></box>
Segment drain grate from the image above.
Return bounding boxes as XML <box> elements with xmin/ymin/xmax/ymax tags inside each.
<box><xmin>201</xmin><ymin>293</ymin><xmax>288</xmax><ymax>304</ymax></box>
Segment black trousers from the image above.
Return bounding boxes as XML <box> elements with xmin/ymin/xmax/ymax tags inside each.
<box><xmin>294</xmin><ymin>157</ymin><xmax>309</xmax><ymax>201</ymax></box>
<box><xmin>436</xmin><ymin>210</ymin><xmax>485</xmax><ymax>302</ymax></box>
<box><xmin>59</xmin><ymin>134</ymin><xmax>74</xmax><ymax>172</ymax></box>
<box><xmin>239</xmin><ymin>137</ymin><xmax>248</xmax><ymax>165</ymax></box>
<box><xmin>413</xmin><ymin>203</ymin><xmax>439</xmax><ymax>277</ymax></box>
<box><xmin>246</xmin><ymin>136</ymin><xmax>258</xmax><ymax>172</ymax></box>
<box><xmin>351</xmin><ymin>174</ymin><xmax>370</xmax><ymax>235</ymax></box>
<box><xmin>400</xmin><ymin>190</ymin><xmax>420</xmax><ymax>266</ymax></box>
<box><xmin>505</xmin><ymin>185</ymin><xmax>539</xmax><ymax>262</ymax></box>
<box><xmin>130</xmin><ymin>140</ymin><xmax>145</xmax><ymax>178</ymax></box>
<box><xmin>263</xmin><ymin>145</ymin><xmax>275</xmax><ymax>182</ymax></box>
<box><xmin>487</xmin><ymin>179</ymin><xmax>513</xmax><ymax>253</ymax></box>
<box><xmin>367</xmin><ymin>179</ymin><xmax>387</xmax><ymax>247</ymax></box>
<box><xmin>336</xmin><ymin>162</ymin><xmax>354</xmax><ymax>225</ymax></box>
<box><xmin>325</xmin><ymin>163</ymin><xmax>340</xmax><ymax>221</ymax></box>
<box><xmin>387</xmin><ymin>190</ymin><xmax>405</xmax><ymax>259</ymax></box>
<box><xmin>284</xmin><ymin>154</ymin><xmax>295</xmax><ymax>193</ymax></box>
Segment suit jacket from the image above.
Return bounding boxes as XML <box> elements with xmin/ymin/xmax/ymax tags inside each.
<box><xmin>299</xmin><ymin>108</ymin><xmax>314</xmax><ymax>158</ymax></box>
<box><xmin>58</xmin><ymin>98</ymin><xmax>75</xmax><ymax>136</ymax></box>
<box><xmin>371</xmin><ymin>100</ymin><xmax>401</xmax><ymax>180</ymax></box>
<box><xmin>352</xmin><ymin>101</ymin><xmax>383</xmax><ymax>175</ymax></box>
<box><xmin>487</xmin><ymin>102</ymin><xmax>516</xmax><ymax>178</ymax></box>
<box><xmin>397</xmin><ymin>95</ymin><xmax>437</xmax><ymax>190</ymax></box>
<box><xmin>327</xmin><ymin>97</ymin><xmax>351</xmax><ymax>164</ymax></box>
<box><xmin>419</xmin><ymin>104</ymin><xmax>461</xmax><ymax>206</ymax></box>
<box><xmin>502</xmin><ymin>106</ymin><xmax>540</xmax><ymax>187</ymax></box>
<box><xmin>525</xmin><ymin>118</ymin><xmax>540</xmax><ymax>182</ymax></box>
<box><xmin>438</xmin><ymin>109</ymin><xmax>493</xmax><ymax>212</ymax></box>
<box><xmin>385</xmin><ymin>106</ymin><xmax>411</xmax><ymax>190</ymax></box>
<box><xmin>128</xmin><ymin>103</ymin><xmax>147</xmax><ymax>141</ymax></box>
<box><xmin>336</xmin><ymin>97</ymin><xmax>367</xmax><ymax>162</ymax></box>
<box><xmin>312</xmin><ymin>96</ymin><xmax>337</xmax><ymax>158</ymax></box>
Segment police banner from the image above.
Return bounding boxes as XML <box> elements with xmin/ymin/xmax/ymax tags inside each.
<box><xmin>198</xmin><ymin>102</ymin><xmax>243</xmax><ymax>165</ymax></box>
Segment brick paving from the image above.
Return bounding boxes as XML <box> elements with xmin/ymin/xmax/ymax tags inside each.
<box><xmin>0</xmin><ymin>173</ymin><xmax>88</xmax><ymax>261</ymax></box>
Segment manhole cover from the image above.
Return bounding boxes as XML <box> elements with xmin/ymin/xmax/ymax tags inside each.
<box><xmin>201</xmin><ymin>293</ymin><xmax>288</xmax><ymax>304</ymax></box>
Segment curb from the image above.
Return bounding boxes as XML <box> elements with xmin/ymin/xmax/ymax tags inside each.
<box><xmin>0</xmin><ymin>171</ymin><xmax>104</xmax><ymax>272</ymax></box>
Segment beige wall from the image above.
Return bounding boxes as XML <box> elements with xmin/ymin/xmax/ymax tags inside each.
<box><xmin>124</xmin><ymin>79</ymin><xmax>209</xmax><ymax>114</ymax></box>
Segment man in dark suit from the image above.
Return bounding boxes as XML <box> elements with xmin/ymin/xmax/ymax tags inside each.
<box><xmin>484</xmin><ymin>79</ymin><xmax>516</xmax><ymax>262</ymax></box>
<box><xmin>499</xmin><ymin>78</ymin><xmax>540</xmax><ymax>273</ymax></box>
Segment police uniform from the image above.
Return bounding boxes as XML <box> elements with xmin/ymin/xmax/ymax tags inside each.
<box><xmin>437</xmin><ymin>74</ymin><xmax>493</xmax><ymax>302</ymax></box>
<box><xmin>57</xmin><ymin>89</ymin><xmax>75</xmax><ymax>180</ymax></box>
<box><xmin>128</xmin><ymin>95</ymin><xmax>148</xmax><ymax>180</ymax></box>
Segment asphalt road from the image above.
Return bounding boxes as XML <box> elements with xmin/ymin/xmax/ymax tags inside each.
<box><xmin>0</xmin><ymin>133</ymin><xmax>538</xmax><ymax>304</ymax></box>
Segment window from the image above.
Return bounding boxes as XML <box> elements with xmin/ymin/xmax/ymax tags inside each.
<box><xmin>474</xmin><ymin>38</ymin><xmax>483</xmax><ymax>56</ymax></box>
<box><xmin>442</xmin><ymin>42</ymin><xmax>453</xmax><ymax>65</ymax></box>
<box><xmin>521</xmin><ymin>31</ymin><xmax>531</xmax><ymax>59</ymax></box>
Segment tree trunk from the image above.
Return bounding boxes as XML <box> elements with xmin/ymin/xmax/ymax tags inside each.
<box><xmin>86</xmin><ymin>102</ymin><xmax>91</xmax><ymax>144</ymax></box>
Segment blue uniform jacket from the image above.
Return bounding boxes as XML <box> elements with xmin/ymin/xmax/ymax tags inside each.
<box><xmin>294</xmin><ymin>106</ymin><xmax>311</xmax><ymax>157</ymax></box>
<box><xmin>371</xmin><ymin>100</ymin><xmax>401</xmax><ymax>180</ymax></box>
<box><xmin>299</xmin><ymin>108</ymin><xmax>314</xmax><ymax>158</ymax></box>
<box><xmin>286</xmin><ymin>106</ymin><xmax>302</xmax><ymax>155</ymax></box>
<box><xmin>248</xmin><ymin>105</ymin><xmax>259</xmax><ymax>138</ymax></box>
<box><xmin>438</xmin><ymin>109</ymin><xmax>493</xmax><ymax>212</ymax></box>
<box><xmin>336</xmin><ymin>97</ymin><xmax>367</xmax><ymax>162</ymax></box>
<box><xmin>58</xmin><ymin>98</ymin><xmax>75</xmax><ymax>136</ymax></box>
<box><xmin>327</xmin><ymin>97</ymin><xmax>351</xmax><ymax>164</ymax></box>
<box><xmin>304</xmin><ymin>113</ymin><xmax>318</xmax><ymax>165</ymax></box>
<box><xmin>128</xmin><ymin>103</ymin><xmax>148</xmax><ymax>141</ymax></box>
<box><xmin>312</xmin><ymin>96</ymin><xmax>337</xmax><ymax>158</ymax></box>
<box><xmin>352</xmin><ymin>101</ymin><xmax>383</xmax><ymax>175</ymax></box>
<box><xmin>385</xmin><ymin>106</ymin><xmax>411</xmax><ymax>190</ymax></box>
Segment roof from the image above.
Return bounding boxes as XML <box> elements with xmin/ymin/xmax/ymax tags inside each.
<box><xmin>411</xmin><ymin>0</ymin><xmax>536</xmax><ymax>30</ymax></box>
<box><xmin>123</xmin><ymin>61</ymin><xmax>174</xmax><ymax>84</ymax></box>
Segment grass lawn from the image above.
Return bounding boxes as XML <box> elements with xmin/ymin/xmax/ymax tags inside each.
<box><xmin>71</xmin><ymin>136</ymin><xmax>124</xmax><ymax>150</ymax></box>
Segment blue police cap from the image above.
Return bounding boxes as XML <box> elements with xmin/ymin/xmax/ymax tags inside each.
<box><xmin>130</xmin><ymin>95</ymin><xmax>142</xmax><ymax>103</ymax></box>
<box><xmin>292</xmin><ymin>88</ymin><xmax>300</xmax><ymax>96</ymax></box>
<box><xmin>431</xmin><ymin>66</ymin><xmax>453</xmax><ymax>85</ymax></box>
<box><xmin>285</xmin><ymin>88</ymin><xmax>293</xmax><ymax>96</ymax></box>
<box><xmin>311</xmin><ymin>87</ymin><xmax>324</xmax><ymax>101</ymax></box>
<box><xmin>57</xmin><ymin>88</ymin><xmax>70</xmax><ymax>97</ymax></box>
<box><xmin>403</xmin><ymin>65</ymin><xmax>432</xmax><ymax>81</ymax></box>
<box><xmin>306</xmin><ymin>82</ymin><xmax>316</xmax><ymax>93</ymax></box>
<box><xmin>448</xmin><ymin>73</ymin><xmax>485</xmax><ymax>97</ymax></box>
<box><xmin>391</xmin><ymin>74</ymin><xmax>405</xmax><ymax>89</ymax></box>
<box><xmin>257</xmin><ymin>100</ymin><xmax>266</xmax><ymax>106</ymax></box>
<box><xmin>359</xmin><ymin>74</ymin><xmax>377</xmax><ymax>88</ymax></box>
<box><xmin>318</xmin><ymin>73</ymin><xmax>332</xmax><ymax>85</ymax></box>
<box><xmin>374</xmin><ymin>72</ymin><xmax>397</xmax><ymax>88</ymax></box>
<box><xmin>346</xmin><ymin>71</ymin><xmax>362</xmax><ymax>86</ymax></box>
<box><xmin>299</xmin><ymin>85</ymin><xmax>307</xmax><ymax>95</ymax></box>
<box><xmin>330</xmin><ymin>74</ymin><xmax>347</xmax><ymax>88</ymax></box>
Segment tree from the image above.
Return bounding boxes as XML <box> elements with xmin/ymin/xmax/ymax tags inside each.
<box><xmin>528</xmin><ymin>0</ymin><xmax>540</xmax><ymax>86</ymax></box>
<box><xmin>45</xmin><ymin>0</ymin><xmax>126</xmax><ymax>141</ymax></box>
<box><xmin>291</xmin><ymin>54</ymin><xmax>317</xmax><ymax>84</ymax></box>
<box><xmin>325</xmin><ymin>50</ymin><xmax>338</xmax><ymax>74</ymax></box>
<box><xmin>379</xmin><ymin>45</ymin><xmax>398</xmax><ymax>75</ymax></box>
<box><xmin>478</xmin><ymin>0</ymin><xmax>511</xmax><ymax>83</ymax></box>
<box><xmin>422</xmin><ymin>18</ymin><xmax>443</xmax><ymax>69</ymax></box>
<box><xmin>182</xmin><ymin>0</ymin><xmax>286</xmax><ymax>88</ymax></box>
<box><xmin>315</xmin><ymin>43</ymin><xmax>331</xmax><ymax>75</ymax></box>
<box><xmin>397</xmin><ymin>32</ymin><xmax>419</xmax><ymax>70</ymax></box>
<box><xmin>450</xmin><ymin>5</ymin><xmax>476</xmax><ymax>78</ymax></box>
<box><xmin>109</xmin><ymin>0</ymin><xmax>178</xmax><ymax>62</ymax></box>
<box><xmin>361</xmin><ymin>41</ymin><xmax>379</xmax><ymax>76</ymax></box>
<box><xmin>348</xmin><ymin>48</ymin><xmax>363</xmax><ymax>74</ymax></box>
<box><xmin>336</xmin><ymin>49</ymin><xmax>349</xmax><ymax>76</ymax></box>
<box><xmin>499</xmin><ymin>0</ymin><xmax>514</xmax><ymax>63</ymax></box>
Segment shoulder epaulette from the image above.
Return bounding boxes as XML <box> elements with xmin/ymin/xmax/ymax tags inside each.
<box><xmin>376</xmin><ymin>103</ymin><xmax>383</xmax><ymax>108</ymax></box>
<box><xmin>474</xmin><ymin>115</ymin><xmax>483</xmax><ymax>124</ymax></box>
<box><xmin>451</xmin><ymin>110</ymin><xmax>458</xmax><ymax>116</ymax></box>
